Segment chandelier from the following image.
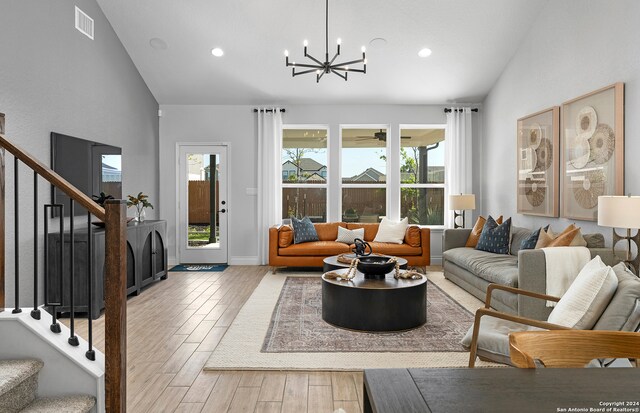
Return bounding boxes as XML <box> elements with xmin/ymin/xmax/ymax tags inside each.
<box><xmin>284</xmin><ymin>0</ymin><xmax>367</xmax><ymax>82</ymax></box>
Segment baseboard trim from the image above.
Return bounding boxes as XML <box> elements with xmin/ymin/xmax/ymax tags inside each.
<box><xmin>431</xmin><ymin>256</ymin><xmax>442</xmax><ymax>265</ymax></box>
<box><xmin>229</xmin><ymin>256</ymin><xmax>260</xmax><ymax>266</ymax></box>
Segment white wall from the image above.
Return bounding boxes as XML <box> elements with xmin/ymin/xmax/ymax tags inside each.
<box><xmin>159</xmin><ymin>104</ymin><xmax>484</xmax><ymax>265</ymax></box>
<box><xmin>0</xmin><ymin>0</ymin><xmax>159</xmax><ymax>307</ymax></box>
<box><xmin>482</xmin><ymin>0</ymin><xmax>640</xmax><ymax>241</ymax></box>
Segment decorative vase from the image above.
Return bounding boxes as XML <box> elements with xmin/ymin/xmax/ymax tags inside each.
<box><xmin>136</xmin><ymin>208</ymin><xmax>146</xmax><ymax>223</ymax></box>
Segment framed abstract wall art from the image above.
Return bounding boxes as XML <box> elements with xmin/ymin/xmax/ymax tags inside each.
<box><xmin>517</xmin><ymin>106</ymin><xmax>560</xmax><ymax>217</ymax></box>
<box><xmin>561</xmin><ymin>83</ymin><xmax>624</xmax><ymax>221</ymax></box>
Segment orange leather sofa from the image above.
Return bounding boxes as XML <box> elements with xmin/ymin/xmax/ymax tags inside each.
<box><xmin>269</xmin><ymin>222</ymin><xmax>430</xmax><ymax>269</ymax></box>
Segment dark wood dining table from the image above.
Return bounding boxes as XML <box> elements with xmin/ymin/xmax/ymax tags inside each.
<box><xmin>364</xmin><ymin>368</ymin><xmax>640</xmax><ymax>413</ymax></box>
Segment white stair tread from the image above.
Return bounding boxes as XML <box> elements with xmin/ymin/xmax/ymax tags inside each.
<box><xmin>0</xmin><ymin>360</ymin><xmax>43</xmax><ymax>397</ymax></box>
<box><xmin>20</xmin><ymin>395</ymin><xmax>95</xmax><ymax>413</ymax></box>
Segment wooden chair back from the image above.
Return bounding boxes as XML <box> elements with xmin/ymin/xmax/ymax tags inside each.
<box><xmin>509</xmin><ymin>330</ymin><xmax>640</xmax><ymax>368</ymax></box>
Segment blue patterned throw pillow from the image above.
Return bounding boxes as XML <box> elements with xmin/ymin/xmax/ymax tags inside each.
<box><xmin>476</xmin><ymin>216</ymin><xmax>512</xmax><ymax>254</ymax></box>
<box><xmin>291</xmin><ymin>216</ymin><xmax>319</xmax><ymax>244</ymax></box>
<box><xmin>520</xmin><ymin>225</ymin><xmax>549</xmax><ymax>250</ymax></box>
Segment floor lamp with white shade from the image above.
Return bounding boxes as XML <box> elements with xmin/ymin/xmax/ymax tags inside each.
<box><xmin>598</xmin><ymin>195</ymin><xmax>640</xmax><ymax>275</ymax></box>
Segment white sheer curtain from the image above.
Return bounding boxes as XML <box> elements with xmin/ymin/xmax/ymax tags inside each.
<box><xmin>257</xmin><ymin>109</ymin><xmax>283</xmax><ymax>265</ymax></box>
<box><xmin>444</xmin><ymin>107</ymin><xmax>473</xmax><ymax>228</ymax></box>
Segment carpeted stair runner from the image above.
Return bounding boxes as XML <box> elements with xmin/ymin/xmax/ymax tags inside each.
<box><xmin>0</xmin><ymin>359</ymin><xmax>94</xmax><ymax>413</ymax></box>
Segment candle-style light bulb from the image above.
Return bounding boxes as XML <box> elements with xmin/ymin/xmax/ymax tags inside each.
<box><xmin>303</xmin><ymin>40</ymin><xmax>308</xmax><ymax>47</ymax></box>
<box><xmin>284</xmin><ymin>50</ymin><xmax>289</xmax><ymax>57</ymax></box>
<box><xmin>345</xmin><ymin>66</ymin><xmax>349</xmax><ymax>71</ymax></box>
<box><xmin>361</xmin><ymin>46</ymin><xmax>366</xmax><ymax>53</ymax></box>
<box><xmin>337</xmin><ymin>38</ymin><xmax>342</xmax><ymax>45</ymax></box>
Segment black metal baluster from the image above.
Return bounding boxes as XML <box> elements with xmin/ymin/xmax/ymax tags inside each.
<box><xmin>13</xmin><ymin>158</ymin><xmax>21</xmax><ymax>314</ymax></box>
<box><xmin>31</xmin><ymin>172</ymin><xmax>40</xmax><ymax>319</ymax></box>
<box><xmin>44</xmin><ymin>204</ymin><xmax>63</xmax><ymax>333</ymax></box>
<box><xmin>86</xmin><ymin>211</ymin><xmax>95</xmax><ymax>361</ymax></box>
<box><xmin>68</xmin><ymin>199</ymin><xmax>79</xmax><ymax>346</ymax></box>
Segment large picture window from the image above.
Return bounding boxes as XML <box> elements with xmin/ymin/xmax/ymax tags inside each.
<box><xmin>399</xmin><ymin>127</ymin><xmax>445</xmax><ymax>225</ymax></box>
<box><xmin>282</xmin><ymin>127</ymin><xmax>328</xmax><ymax>222</ymax></box>
<box><xmin>341</xmin><ymin>127</ymin><xmax>387</xmax><ymax>223</ymax></box>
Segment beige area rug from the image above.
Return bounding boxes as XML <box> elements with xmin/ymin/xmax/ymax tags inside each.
<box><xmin>204</xmin><ymin>271</ymin><xmax>499</xmax><ymax>371</ymax></box>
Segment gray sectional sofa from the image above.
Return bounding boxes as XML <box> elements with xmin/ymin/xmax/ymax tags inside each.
<box><xmin>443</xmin><ymin>226</ymin><xmax>616</xmax><ymax>320</ymax></box>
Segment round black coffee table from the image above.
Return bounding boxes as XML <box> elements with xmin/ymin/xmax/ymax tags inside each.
<box><xmin>321</xmin><ymin>268</ymin><xmax>427</xmax><ymax>332</ymax></box>
<box><xmin>322</xmin><ymin>254</ymin><xmax>408</xmax><ymax>273</ymax></box>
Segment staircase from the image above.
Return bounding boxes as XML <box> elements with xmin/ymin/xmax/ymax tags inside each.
<box><xmin>0</xmin><ymin>359</ymin><xmax>94</xmax><ymax>412</ymax></box>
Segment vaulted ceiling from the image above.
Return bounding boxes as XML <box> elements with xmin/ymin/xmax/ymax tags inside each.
<box><xmin>97</xmin><ymin>0</ymin><xmax>548</xmax><ymax>105</ymax></box>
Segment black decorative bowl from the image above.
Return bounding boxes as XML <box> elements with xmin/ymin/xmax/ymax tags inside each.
<box><xmin>356</xmin><ymin>256</ymin><xmax>395</xmax><ymax>279</ymax></box>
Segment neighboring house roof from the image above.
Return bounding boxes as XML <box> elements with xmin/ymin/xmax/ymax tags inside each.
<box><xmin>282</xmin><ymin>157</ymin><xmax>325</xmax><ymax>172</ymax></box>
<box><xmin>303</xmin><ymin>173</ymin><xmax>326</xmax><ymax>182</ymax></box>
<box><xmin>345</xmin><ymin>167</ymin><xmax>386</xmax><ymax>183</ymax></box>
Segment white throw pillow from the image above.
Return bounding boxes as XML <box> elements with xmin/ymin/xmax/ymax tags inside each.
<box><xmin>547</xmin><ymin>255</ymin><xmax>618</xmax><ymax>329</ymax></box>
<box><xmin>335</xmin><ymin>226</ymin><xmax>365</xmax><ymax>244</ymax></box>
<box><xmin>373</xmin><ymin>217</ymin><xmax>409</xmax><ymax>244</ymax></box>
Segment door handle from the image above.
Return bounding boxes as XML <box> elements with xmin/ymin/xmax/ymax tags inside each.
<box><xmin>219</xmin><ymin>209</ymin><xmax>226</xmax><ymax>213</ymax></box>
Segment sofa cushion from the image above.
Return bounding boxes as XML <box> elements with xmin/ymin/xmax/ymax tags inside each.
<box><xmin>373</xmin><ymin>217</ymin><xmax>408</xmax><ymax>244</ymax></box>
<box><xmin>346</xmin><ymin>223</ymin><xmax>379</xmax><ymax>241</ymax></box>
<box><xmin>404</xmin><ymin>226</ymin><xmax>421</xmax><ymax>247</ymax></box>
<box><xmin>313</xmin><ymin>222</ymin><xmax>345</xmax><ymax>241</ymax></box>
<box><xmin>364</xmin><ymin>242</ymin><xmax>422</xmax><ymax>256</ymax></box>
<box><xmin>510</xmin><ymin>226</ymin><xmax>536</xmax><ymax>254</ymax></box>
<box><xmin>335</xmin><ymin>226</ymin><xmax>364</xmax><ymax>244</ymax></box>
<box><xmin>547</xmin><ymin>255</ymin><xmax>618</xmax><ymax>329</ymax></box>
<box><xmin>460</xmin><ymin>316</ymin><xmax>544</xmax><ymax>365</ymax></box>
<box><xmin>278</xmin><ymin>225</ymin><xmax>293</xmax><ymax>248</ymax></box>
<box><xmin>291</xmin><ymin>216</ymin><xmax>319</xmax><ymax>244</ymax></box>
<box><xmin>465</xmin><ymin>215</ymin><xmax>503</xmax><ymax>248</ymax></box>
<box><xmin>535</xmin><ymin>224</ymin><xmax>579</xmax><ymax>248</ymax></box>
<box><xmin>279</xmin><ymin>241</ymin><xmax>351</xmax><ymax>256</ymax></box>
<box><xmin>443</xmin><ymin>247</ymin><xmax>519</xmax><ymax>287</ymax></box>
<box><xmin>476</xmin><ymin>216</ymin><xmax>512</xmax><ymax>255</ymax></box>
<box><xmin>593</xmin><ymin>262</ymin><xmax>640</xmax><ymax>332</ymax></box>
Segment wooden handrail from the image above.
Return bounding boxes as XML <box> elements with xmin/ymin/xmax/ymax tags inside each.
<box><xmin>0</xmin><ymin>123</ymin><xmax>126</xmax><ymax>411</ymax></box>
<box><xmin>0</xmin><ymin>133</ymin><xmax>105</xmax><ymax>221</ymax></box>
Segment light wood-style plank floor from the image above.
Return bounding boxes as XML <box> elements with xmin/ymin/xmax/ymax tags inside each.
<box><xmin>64</xmin><ymin>266</ymin><xmax>365</xmax><ymax>413</ymax></box>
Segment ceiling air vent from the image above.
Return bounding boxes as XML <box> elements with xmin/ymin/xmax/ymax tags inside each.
<box><xmin>75</xmin><ymin>6</ymin><xmax>94</xmax><ymax>40</ymax></box>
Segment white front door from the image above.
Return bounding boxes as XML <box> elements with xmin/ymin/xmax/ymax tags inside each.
<box><xmin>177</xmin><ymin>144</ymin><xmax>228</xmax><ymax>263</ymax></box>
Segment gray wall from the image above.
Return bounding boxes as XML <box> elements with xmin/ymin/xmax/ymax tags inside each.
<box><xmin>481</xmin><ymin>0</ymin><xmax>640</xmax><ymax>242</ymax></box>
<box><xmin>0</xmin><ymin>0</ymin><xmax>159</xmax><ymax>306</ymax></box>
<box><xmin>159</xmin><ymin>104</ymin><xmax>483</xmax><ymax>265</ymax></box>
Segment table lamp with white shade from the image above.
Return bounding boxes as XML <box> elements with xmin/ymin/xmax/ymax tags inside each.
<box><xmin>597</xmin><ymin>195</ymin><xmax>640</xmax><ymax>275</ymax></box>
<box><xmin>449</xmin><ymin>194</ymin><xmax>476</xmax><ymax>229</ymax></box>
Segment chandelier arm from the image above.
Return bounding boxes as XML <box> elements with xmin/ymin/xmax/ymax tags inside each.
<box><xmin>294</xmin><ymin>68</ymin><xmax>322</xmax><ymax>76</ymax></box>
<box><xmin>330</xmin><ymin>69</ymin><xmax>347</xmax><ymax>80</ymax></box>
<box><xmin>335</xmin><ymin>67</ymin><xmax>365</xmax><ymax>73</ymax></box>
<box><xmin>328</xmin><ymin>51</ymin><xmax>340</xmax><ymax>66</ymax></box>
<box><xmin>289</xmin><ymin>62</ymin><xmax>324</xmax><ymax>69</ymax></box>
<box><xmin>333</xmin><ymin>58</ymin><xmax>365</xmax><ymax>67</ymax></box>
<box><xmin>317</xmin><ymin>68</ymin><xmax>328</xmax><ymax>83</ymax></box>
<box><xmin>305</xmin><ymin>53</ymin><xmax>326</xmax><ymax>67</ymax></box>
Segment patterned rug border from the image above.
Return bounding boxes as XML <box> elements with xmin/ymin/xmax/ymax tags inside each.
<box><xmin>261</xmin><ymin>276</ymin><xmax>474</xmax><ymax>353</ymax></box>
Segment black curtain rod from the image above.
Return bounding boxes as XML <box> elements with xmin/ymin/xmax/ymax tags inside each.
<box><xmin>444</xmin><ymin>108</ymin><xmax>479</xmax><ymax>113</ymax></box>
<box><xmin>253</xmin><ymin>108</ymin><xmax>286</xmax><ymax>113</ymax></box>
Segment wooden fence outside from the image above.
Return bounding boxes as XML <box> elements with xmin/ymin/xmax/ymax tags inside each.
<box><xmin>189</xmin><ymin>180</ymin><xmax>218</xmax><ymax>224</ymax></box>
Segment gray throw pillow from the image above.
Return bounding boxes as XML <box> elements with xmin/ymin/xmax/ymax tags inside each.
<box><xmin>291</xmin><ymin>216</ymin><xmax>319</xmax><ymax>244</ymax></box>
<box><xmin>593</xmin><ymin>262</ymin><xmax>640</xmax><ymax>332</ymax></box>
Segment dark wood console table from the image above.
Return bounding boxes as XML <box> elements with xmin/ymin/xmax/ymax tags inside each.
<box><xmin>364</xmin><ymin>368</ymin><xmax>640</xmax><ymax>413</ymax></box>
<box><xmin>46</xmin><ymin>220</ymin><xmax>168</xmax><ymax>319</ymax></box>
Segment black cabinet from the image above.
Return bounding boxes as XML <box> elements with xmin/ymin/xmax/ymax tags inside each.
<box><xmin>46</xmin><ymin>220</ymin><xmax>168</xmax><ymax>319</ymax></box>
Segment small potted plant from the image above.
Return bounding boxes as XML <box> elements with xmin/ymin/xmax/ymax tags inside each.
<box><xmin>127</xmin><ymin>192</ymin><xmax>154</xmax><ymax>223</ymax></box>
<box><xmin>92</xmin><ymin>192</ymin><xmax>114</xmax><ymax>207</ymax></box>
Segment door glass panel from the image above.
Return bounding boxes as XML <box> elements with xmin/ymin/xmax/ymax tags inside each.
<box><xmin>186</xmin><ymin>153</ymin><xmax>220</xmax><ymax>249</ymax></box>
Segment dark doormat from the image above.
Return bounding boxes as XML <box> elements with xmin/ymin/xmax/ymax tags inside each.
<box><xmin>169</xmin><ymin>264</ymin><xmax>228</xmax><ymax>272</ymax></box>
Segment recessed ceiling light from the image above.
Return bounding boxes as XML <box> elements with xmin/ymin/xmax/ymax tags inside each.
<box><xmin>418</xmin><ymin>48</ymin><xmax>432</xmax><ymax>58</ymax></box>
<box><xmin>149</xmin><ymin>38</ymin><xmax>168</xmax><ymax>50</ymax></box>
<box><xmin>211</xmin><ymin>48</ymin><xmax>224</xmax><ymax>57</ymax></box>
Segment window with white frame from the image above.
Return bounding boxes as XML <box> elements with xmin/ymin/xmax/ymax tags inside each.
<box><xmin>281</xmin><ymin>127</ymin><xmax>328</xmax><ymax>222</ymax></box>
<box><xmin>399</xmin><ymin>127</ymin><xmax>445</xmax><ymax>225</ymax></box>
<box><xmin>341</xmin><ymin>127</ymin><xmax>388</xmax><ymax>223</ymax></box>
